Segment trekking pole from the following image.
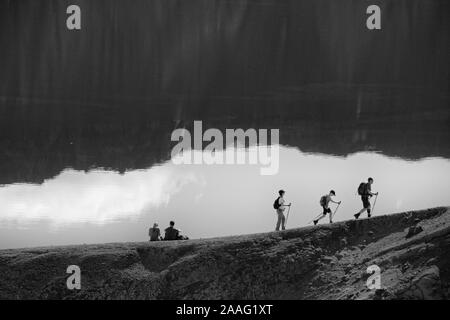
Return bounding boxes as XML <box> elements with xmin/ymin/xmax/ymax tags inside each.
<box><xmin>372</xmin><ymin>194</ymin><xmax>379</xmax><ymax>214</ymax></box>
<box><xmin>331</xmin><ymin>202</ymin><xmax>341</xmax><ymax>221</ymax></box>
<box><xmin>285</xmin><ymin>204</ymin><xmax>292</xmax><ymax>227</ymax></box>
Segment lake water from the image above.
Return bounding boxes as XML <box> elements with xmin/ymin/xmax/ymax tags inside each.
<box><xmin>0</xmin><ymin>94</ymin><xmax>449</xmax><ymax>249</ymax></box>
<box><xmin>1</xmin><ymin>147</ymin><xmax>449</xmax><ymax>250</ymax></box>
<box><xmin>0</xmin><ymin>0</ymin><xmax>448</xmax><ymax>249</ymax></box>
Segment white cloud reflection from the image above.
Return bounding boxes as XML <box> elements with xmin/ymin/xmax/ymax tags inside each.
<box><xmin>0</xmin><ymin>165</ymin><xmax>200</xmax><ymax>226</ymax></box>
<box><xmin>0</xmin><ymin>146</ymin><xmax>449</xmax><ymax>248</ymax></box>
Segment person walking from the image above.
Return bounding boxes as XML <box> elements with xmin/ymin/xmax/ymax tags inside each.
<box><xmin>273</xmin><ymin>190</ymin><xmax>291</xmax><ymax>231</ymax></box>
<box><xmin>354</xmin><ymin>177</ymin><xmax>378</xmax><ymax>219</ymax></box>
<box><xmin>313</xmin><ymin>190</ymin><xmax>341</xmax><ymax>225</ymax></box>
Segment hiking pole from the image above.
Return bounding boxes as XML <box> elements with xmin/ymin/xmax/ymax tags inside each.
<box><xmin>372</xmin><ymin>194</ymin><xmax>379</xmax><ymax>214</ymax></box>
<box><xmin>331</xmin><ymin>202</ymin><xmax>341</xmax><ymax>221</ymax></box>
<box><xmin>285</xmin><ymin>204</ymin><xmax>292</xmax><ymax>227</ymax></box>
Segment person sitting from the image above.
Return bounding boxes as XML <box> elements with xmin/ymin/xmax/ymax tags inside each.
<box><xmin>148</xmin><ymin>222</ymin><xmax>161</xmax><ymax>241</ymax></box>
<box><xmin>164</xmin><ymin>221</ymin><xmax>180</xmax><ymax>240</ymax></box>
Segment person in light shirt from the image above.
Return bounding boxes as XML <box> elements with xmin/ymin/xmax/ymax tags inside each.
<box><xmin>313</xmin><ymin>190</ymin><xmax>341</xmax><ymax>225</ymax></box>
<box><xmin>274</xmin><ymin>189</ymin><xmax>291</xmax><ymax>231</ymax></box>
<box><xmin>149</xmin><ymin>222</ymin><xmax>161</xmax><ymax>241</ymax></box>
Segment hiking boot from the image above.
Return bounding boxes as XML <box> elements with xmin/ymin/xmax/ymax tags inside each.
<box><xmin>354</xmin><ymin>213</ymin><xmax>360</xmax><ymax>219</ymax></box>
<box><xmin>313</xmin><ymin>220</ymin><xmax>318</xmax><ymax>226</ymax></box>
<box><xmin>368</xmin><ymin>213</ymin><xmax>371</xmax><ymax>218</ymax></box>
<box><xmin>330</xmin><ymin>220</ymin><xmax>333</xmax><ymax>224</ymax></box>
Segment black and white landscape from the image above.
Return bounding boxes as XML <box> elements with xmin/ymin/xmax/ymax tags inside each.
<box><xmin>0</xmin><ymin>0</ymin><xmax>448</xmax><ymax>300</ymax></box>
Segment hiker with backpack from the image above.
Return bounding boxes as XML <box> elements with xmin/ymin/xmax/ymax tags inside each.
<box><xmin>313</xmin><ymin>190</ymin><xmax>341</xmax><ymax>225</ymax></box>
<box><xmin>273</xmin><ymin>190</ymin><xmax>291</xmax><ymax>231</ymax></box>
<box><xmin>149</xmin><ymin>222</ymin><xmax>161</xmax><ymax>241</ymax></box>
<box><xmin>354</xmin><ymin>177</ymin><xmax>378</xmax><ymax>219</ymax></box>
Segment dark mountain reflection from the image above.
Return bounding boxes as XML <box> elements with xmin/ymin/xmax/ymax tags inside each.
<box><xmin>0</xmin><ymin>0</ymin><xmax>448</xmax><ymax>184</ymax></box>
<box><xmin>0</xmin><ymin>83</ymin><xmax>448</xmax><ymax>185</ymax></box>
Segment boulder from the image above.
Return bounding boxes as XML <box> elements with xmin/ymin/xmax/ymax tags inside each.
<box><xmin>397</xmin><ymin>266</ymin><xmax>442</xmax><ymax>299</ymax></box>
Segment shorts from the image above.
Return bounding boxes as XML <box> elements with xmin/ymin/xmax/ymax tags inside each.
<box><xmin>322</xmin><ymin>206</ymin><xmax>331</xmax><ymax>215</ymax></box>
<box><xmin>362</xmin><ymin>196</ymin><xmax>370</xmax><ymax>209</ymax></box>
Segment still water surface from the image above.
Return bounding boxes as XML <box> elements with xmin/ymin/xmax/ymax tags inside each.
<box><xmin>0</xmin><ymin>0</ymin><xmax>448</xmax><ymax>249</ymax></box>
<box><xmin>1</xmin><ymin>144</ymin><xmax>449</xmax><ymax>249</ymax></box>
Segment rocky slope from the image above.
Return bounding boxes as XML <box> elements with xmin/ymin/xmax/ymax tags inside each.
<box><xmin>0</xmin><ymin>207</ymin><xmax>449</xmax><ymax>300</ymax></box>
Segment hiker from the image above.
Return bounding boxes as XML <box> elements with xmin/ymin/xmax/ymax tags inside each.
<box><xmin>148</xmin><ymin>222</ymin><xmax>161</xmax><ymax>241</ymax></box>
<box><xmin>273</xmin><ymin>190</ymin><xmax>291</xmax><ymax>231</ymax></box>
<box><xmin>354</xmin><ymin>177</ymin><xmax>378</xmax><ymax>219</ymax></box>
<box><xmin>164</xmin><ymin>221</ymin><xmax>181</xmax><ymax>240</ymax></box>
<box><xmin>313</xmin><ymin>190</ymin><xmax>341</xmax><ymax>225</ymax></box>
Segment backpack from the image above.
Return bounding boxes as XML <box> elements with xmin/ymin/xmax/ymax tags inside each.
<box><xmin>319</xmin><ymin>195</ymin><xmax>327</xmax><ymax>206</ymax></box>
<box><xmin>357</xmin><ymin>182</ymin><xmax>367</xmax><ymax>196</ymax></box>
<box><xmin>273</xmin><ymin>197</ymin><xmax>281</xmax><ymax>209</ymax></box>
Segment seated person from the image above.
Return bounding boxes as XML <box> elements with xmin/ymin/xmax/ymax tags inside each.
<box><xmin>148</xmin><ymin>222</ymin><xmax>161</xmax><ymax>241</ymax></box>
<box><xmin>164</xmin><ymin>221</ymin><xmax>180</xmax><ymax>240</ymax></box>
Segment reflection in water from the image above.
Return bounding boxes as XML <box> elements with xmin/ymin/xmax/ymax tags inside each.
<box><xmin>0</xmin><ymin>0</ymin><xmax>448</xmax><ymax>249</ymax></box>
<box><xmin>0</xmin><ymin>166</ymin><xmax>200</xmax><ymax>226</ymax></box>
<box><xmin>0</xmin><ymin>146</ymin><xmax>449</xmax><ymax>249</ymax></box>
<box><xmin>1</xmin><ymin>85</ymin><xmax>449</xmax><ymax>186</ymax></box>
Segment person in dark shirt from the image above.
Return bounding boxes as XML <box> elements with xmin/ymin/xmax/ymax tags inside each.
<box><xmin>354</xmin><ymin>177</ymin><xmax>378</xmax><ymax>219</ymax></box>
<box><xmin>164</xmin><ymin>221</ymin><xmax>180</xmax><ymax>240</ymax></box>
<box><xmin>313</xmin><ymin>190</ymin><xmax>341</xmax><ymax>225</ymax></box>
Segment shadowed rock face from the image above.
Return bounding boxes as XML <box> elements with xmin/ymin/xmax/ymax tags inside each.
<box><xmin>0</xmin><ymin>207</ymin><xmax>449</xmax><ymax>300</ymax></box>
